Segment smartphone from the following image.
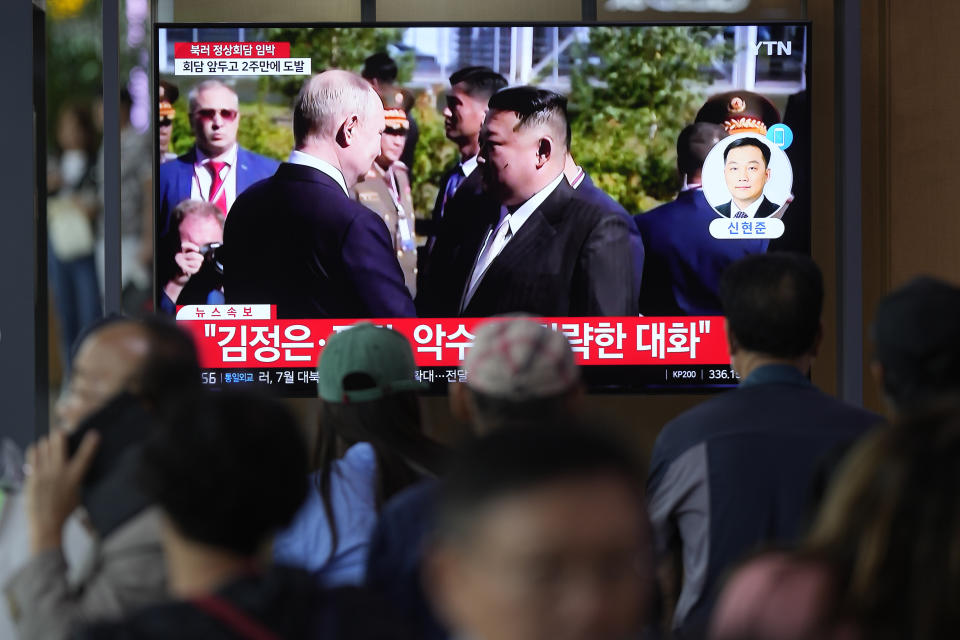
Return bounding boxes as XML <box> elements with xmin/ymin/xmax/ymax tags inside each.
<box><xmin>67</xmin><ymin>393</ymin><xmax>159</xmax><ymax>538</ymax></box>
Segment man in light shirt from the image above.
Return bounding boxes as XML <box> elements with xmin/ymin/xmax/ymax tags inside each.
<box><xmin>223</xmin><ymin>70</ymin><xmax>416</xmax><ymax>319</ymax></box>
<box><xmin>156</xmin><ymin>80</ymin><xmax>279</xmax><ymax>236</ymax></box>
<box><xmin>714</xmin><ymin>137</ymin><xmax>781</xmax><ymax>218</ymax></box>
<box><xmin>453</xmin><ymin>86</ymin><xmax>634</xmax><ymax>317</ymax></box>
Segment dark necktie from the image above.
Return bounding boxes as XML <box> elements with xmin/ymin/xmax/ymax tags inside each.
<box><xmin>440</xmin><ymin>166</ymin><xmax>465</xmax><ymax>219</ymax></box>
<box><xmin>734</xmin><ymin>210</ymin><xmax>748</xmax><ymax>219</ymax></box>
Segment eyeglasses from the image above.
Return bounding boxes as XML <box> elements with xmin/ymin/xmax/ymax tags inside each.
<box><xmin>158</xmin><ymin>117</ymin><xmax>173</xmax><ymax>127</ymax></box>
<box><xmin>193</xmin><ymin>108</ymin><xmax>238</xmax><ymax>122</ymax></box>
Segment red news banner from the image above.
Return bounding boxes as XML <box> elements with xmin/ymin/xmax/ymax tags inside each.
<box><xmin>173</xmin><ymin>42</ymin><xmax>291</xmax><ymax>58</ymax></box>
<box><xmin>176</xmin><ymin>306</ymin><xmax>731</xmax><ymax>368</ymax></box>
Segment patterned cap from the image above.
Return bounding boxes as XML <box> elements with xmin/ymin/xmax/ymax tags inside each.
<box><xmin>696</xmin><ymin>91</ymin><xmax>781</xmax><ymax>135</ymax></box>
<box><xmin>384</xmin><ymin>107</ymin><xmax>409</xmax><ymax>132</ymax></box>
<box><xmin>158</xmin><ymin>100</ymin><xmax>176</xmax><ymax>119</ymax></box>
<box><xmin>465</xmin><ymin>318</ymin><xmax>579</xmax><ymax>400</ymax></box>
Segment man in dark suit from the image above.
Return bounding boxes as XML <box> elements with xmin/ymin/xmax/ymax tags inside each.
<box><xmin>223</xmin><ymin>71</ymin><xmax>416</xmax><ymax>319</ymax></box>
<box><xmin>156</xmin><ymin>80</ymin><xmax>279</xmax><ymax>236</ymax></box>
<box><xmin>425</xmin><ymin>87</ymin><xmax>634</xmax><ymax>318</ymax></box>
<box><xmin>647</xmin><ymin>253</ymin><xmax>880</xmax><ymax>639</ymax></box>
<box><xmin>714</xmin><ymin>137</ymin><xmax>781</xmax><ymax>218</ymax></box>
<box><xmin>636</xmin><ymin>123</ymin><xmax>768</xmax><ymax>316</ymax></box>
<box><xmin>563</xmin><ymin>153</ymin><xmax>645</xmax><ymax>304</ymax></box>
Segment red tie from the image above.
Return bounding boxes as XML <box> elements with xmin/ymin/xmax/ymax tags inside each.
<box><xmin>208</xmin><ymin>160</ymin><xmax>228</xmax><ymax>215</ymax></box>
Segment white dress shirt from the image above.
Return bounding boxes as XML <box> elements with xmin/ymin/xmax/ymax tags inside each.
<box><xmin>460</xmin><ymin>154</ymin><xmax>479</xmax><ymax>179</ymax></box>
<box><xmin>288</xmin><ymin>150</ymin><xmax>350</xmax><ymax>197</ymax></box>
<box><xmin>461</xmin><ymin>172</ymin><xmax>565</xmax><ymax>311</ymax></box>
<box><xmin>190</xmin><ymin>144</ymin><xmax>238</xmax><ymax>211</ymax></box>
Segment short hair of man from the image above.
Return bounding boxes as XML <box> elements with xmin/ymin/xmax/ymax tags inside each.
<box><xmin>138</xmin><ymin>391</ymin><xmax>309</xmax><ymax>557</ymax></box>
<box><xmin>293</xmin><ymin>70</ymin><xmax>379</xmax><ymax>147</ymax></box>
<box><xmin>170</xmin><ymin>199</ymin><xmax>225</xmax><ymax>232</ymax></box>
<box><xmin>448</xmin><ymin>66</ymin><xmax>508</xmax><ymax>102</ymax></box>
<box><xmin>719</xmin><ymin>252</ymin><xmax>823</xmax><ymax>359</ymax></box>
<box><xmin>723</xmin><ymin>136</ymin><xmax>772</xmax><ymax>167</ymax></box>
<box><xmin>137</xmin><ymin>316</ymin><xmax>204</xmax><ymax>414</ymax></box>
<box><xmin>362</xmin><ymin>52</ymin><xmax>399</xmax><ymax>83</ymax></box>
<box><xmin>434</xmin><ymin>422</ymin><xmax>645</xmax><ymax>546</ymax></box>
<box><xmin>187</xmin><ymin>79</ymin><xmax>237</xmax><ymax>114</ymax></box>
<box><xmin>678</xmin><ymin>122</ymin><xmax>727</xmax><ymax>177</ymax></box>
<box><xmin>872</xmin><ymin>277</ymin><xmax>960</xmax><ymax>416</ymax></box>
<box><xmin>487</xmin><ymin>86</ymin><xmax>569</xmax><ymax>153</ymax></box>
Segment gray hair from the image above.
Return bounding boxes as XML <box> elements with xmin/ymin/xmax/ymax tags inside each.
<box><xmin>293</xmin><ymin>70</ymin><xmax>381</xmax><ymax>147</ymax></box>
<box><xmin>187</xmin><ymin>80</ymin><xmax>237</xmax><ymax>114</ymax></box>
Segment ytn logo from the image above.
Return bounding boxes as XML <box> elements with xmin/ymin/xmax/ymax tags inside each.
<box><xmin>753</xmin><ymin>41</ymin><xmax>793</xmax><ymax>56</ymax></box>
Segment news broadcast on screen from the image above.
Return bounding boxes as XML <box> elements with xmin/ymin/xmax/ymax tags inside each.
<box><xmin>153</xmin><ymin>23</ymin><xmax>810</xmax><ymax>395</ymax></box>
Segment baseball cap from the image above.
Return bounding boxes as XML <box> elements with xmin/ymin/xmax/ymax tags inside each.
<box><xmin>464</xmin><ymin>318</ymin><xmax>579</xmax><ymax>400</ymax></box>
<box><xmin>317</xmin><ymin>324</ymin><xmax>426</xmax><ymax>403</ymax></box>
<box><xmin>872</xmin><ymin>277</ymin><xmax>960</xmax><ymax>381</ymax></box>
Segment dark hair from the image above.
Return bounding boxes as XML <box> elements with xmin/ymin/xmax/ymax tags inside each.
<box><xmin>723</xmin><ymin>137</ymin><xmax>771</xmax><ymax>167</ymax></box>
<box><xmin>487</xmin><ymin>86</ymin><xmax>569</xmax><ymax>151</ymax></box>
<box><xmin>719</xmin><ymin>252</ymin><xmax>823</xmax><ymax>358</ymax></box>
<box><xmin>435</xmin><ymin>422</ymin><xmax>644</xmax><ymax>545</ymax></box>
<box><xmin>872</xmin><ymin>277</ymin><xmax>960</xmax><ymax>417</ymax></box>
<box><xmin>678</xmin><ymin>122</ymin><xmax>727</xmax><ymax>177</ymax></box>
<box><xmin>139</xmin><ymin>392</ymin><xmax>309</xmax><ymax>556</ymax></box>
<box><xmin>806</xmin><ymin>414</ymin><xmax>960</xmax><ymax>639</ymax></box>
<box><xmin>137</xmin><ymin>315</ymin><xmax>203</xmax><ymax>417</ymax></box>
<box><xmin>362</xmin><ymin>52</ymin><xmax>398</xmax><ymax>83</ymax></box>
<box><xmin>56</xmin><ymin>102</ymin><xmax>100</xmax><ymax>159</ymax></box>
<box><xmin>159</xmin><ymin>80</ymin><xmax>180</xmax><ymax>104</ymax></box>
<box><xmin>315</xmin><ymin>389</ymin><xmax>448</xmax><ymax>562</ymax></box>
<box><xmin>448</xmin><ymin>66</ymin><xmax>508</xmax><ymax>102</ymax></box>
<box><xmin>469</xmin><ymin>389</ymin><xmax>577</xmax><ymax>432</ymax></box>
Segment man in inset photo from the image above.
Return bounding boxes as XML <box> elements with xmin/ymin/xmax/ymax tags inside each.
<box><xmin>715</xmin><ymin>137</ymin><xmax>780</xmax><ymax>218</ymax></box>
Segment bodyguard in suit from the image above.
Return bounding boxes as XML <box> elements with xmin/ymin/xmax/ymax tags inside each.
<box><xmin>714</xmin><ymin>137</ymin><xmax>781</xmax><ymax>218</ymax></box>
<box><xmin>451</xmin><ymin>87</ymin><xmax>635</xmax><ymax>317</ymax></box>
<box><xmin>156</xmin><ymin>80</ymin><xmax>279</xmax><ymax>236</ymax></box>
<box><xmin>425</xmin><ymin>67</ymin><xmax>508</xmax><ymax>241</ymax></box>
<box><xmin>636</xmin><ymin>123</ymin><xmax>768</xmax><ymax>316</ymax></box>
<box><xmin>223</xmin><ymin>71</ymin><xmax>416</xmax><ymax>319</ymax></box>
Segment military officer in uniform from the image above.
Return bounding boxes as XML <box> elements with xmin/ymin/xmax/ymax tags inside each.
<box><xmin>352</xmin><ymin>108</ymin><xmax>419</xmax><ymax>297</ymax></box>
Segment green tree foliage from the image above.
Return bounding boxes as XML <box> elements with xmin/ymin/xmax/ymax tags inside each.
<box><xmin>260</xmin><ymin>27</ymin><xmax>412</xmax><ymax>99</ymax></box>
<box><xmin>410</xmin><ymin>94</ymin><xmax>458</xmax><ymax>217</ymax></box>
<box><xmin>568</xmin><ymin>26</ymin><xmax>732</xmax><ymax>212</ymax></box>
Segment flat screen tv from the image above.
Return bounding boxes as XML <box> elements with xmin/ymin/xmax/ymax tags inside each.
<box><xmin>153</xmin><ymin>22</ymin><xmax>811</xmax><ymax>396</ymax></box>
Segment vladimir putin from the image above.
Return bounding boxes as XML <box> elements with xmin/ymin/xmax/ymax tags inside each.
<box><xmin>223</xmin><ymin>71</ymin><xmax>416</xmax><ymax>319</ymax></box>
<box><xmin>714</xmin><ymin>137</ymin><xmax>780</xmax><ymax>218</ymax></box>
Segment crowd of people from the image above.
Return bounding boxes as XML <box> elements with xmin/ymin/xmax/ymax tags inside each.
<box><xmin>2</xmin><ymin>249</ymin><xmax>960</xmax><ymax>639</ymax></box>
<box><xmin>156</xmin><ymin>52</ymin><xmax>788</xmax><ymax>321</ymax></box>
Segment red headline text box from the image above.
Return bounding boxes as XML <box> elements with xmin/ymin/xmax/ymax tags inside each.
<box><xmin>177</xmin><ymin>315</ymin><xmax>730</xmax><ymax>369</ymax></box>
<box><xmin>174</xmin><ymin>42</ymin><xmax>290</xmax><ymax>58</ymax></box>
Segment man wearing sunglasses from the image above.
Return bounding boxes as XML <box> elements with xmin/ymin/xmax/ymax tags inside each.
<box><xmin>157</xmin><ymin>80</ymin><xmax>279</xmax><ymax>237</ymax></box>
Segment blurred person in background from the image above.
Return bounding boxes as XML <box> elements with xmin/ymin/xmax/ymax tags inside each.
<box><xmin>95</xmin><ymin>89</ymin><xmax>153</xmax><ymax>314</ymax></box>
<box><xmin>366</xmin><ymin>318</ymin><xmax>584</xmax><ymax>640</ymax></box>
<box><xmin>352</xmin><ymin>108</ymin><xmax>419</xmax><ymax>297</ymax></box>
<box><xmin>273</xmin><ymin>324</ymin><xmax>448</xmax><ymax>588</ymax></box>
<box><xmin>362</xmin><ymin>52</ymin><xmax>419</xmax><ymax>176</ymax></box>
<box><xmin>647</xmin><ymin>253</ymin><xmax>880</xmax><ymax>638</ymax></box>
<box><xmin>871</xmin><ymin>276</ymin><xmax>960</xmax><ymax>420</ymax></box>
<box><xmin>425</xmin><ymin>423</ymin><xmax>653</xmax><ymax>640</ymax></box>
<box><xmin>75</xmin><ymin>391</ymin><xmax>411</xmax><ymax>640</ymax></box>
<box><xmin>158</xmin><ymin>200</ymin><xmax>225</xmax><ymax>314</ymax></box>
<box><xmin>4</xmin><ymin>317</ymin><xmax>202</xmax><ymax>640</ymax></box>
<box><xmin>711</xmin><ymin>413</ymin><xmax>960</xmax><ymax>640</ymax></box>
<box><xmin>47</xmin><ymin>102</ymin><xmax>103</xmax><ymax>372</ymax></box>
<box><xmin>158</xmin><ymin>80</ymin><xmax>179</xmax><ymax>164</ymax></box>
<box><xmin>156</xmin><ymin>79</ymin><xmax>279</xmax><ymax>236</ymax></box>
<box><xmin>636</xmin><ymin>122</ymin><xmax>769</xmax><ymax>316</ymax></box>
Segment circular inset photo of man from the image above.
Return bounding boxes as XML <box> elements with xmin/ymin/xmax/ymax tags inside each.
<box><xmin>701</xmin><ymin>133</ymin><xmax>793</xmax><ymax>219</ymax></box>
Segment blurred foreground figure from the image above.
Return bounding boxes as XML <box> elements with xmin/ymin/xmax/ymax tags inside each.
<box><xmin>712</xmin><ymin>413</ymin><xmax>960</xmax><ymax>640</ymax></box>
<box><xmin>425</xmin><ymin>423</ymin><xmax>652</xmax><ymax>640</ymax></box>
<box><xmin>76</xmin><ymin>391</ymin><xmax>411</xmax><ymax>640</ymax></box>
<box><xmin>5</xmin><ymin>318</ymin><xmax>201</xmax><ymax>640</ymax></box>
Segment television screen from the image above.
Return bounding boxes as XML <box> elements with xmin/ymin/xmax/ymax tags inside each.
<box><xmin>154</xmin><ymin>22</ymin><xmax>810</xmax><ymax>396</ymax></box>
